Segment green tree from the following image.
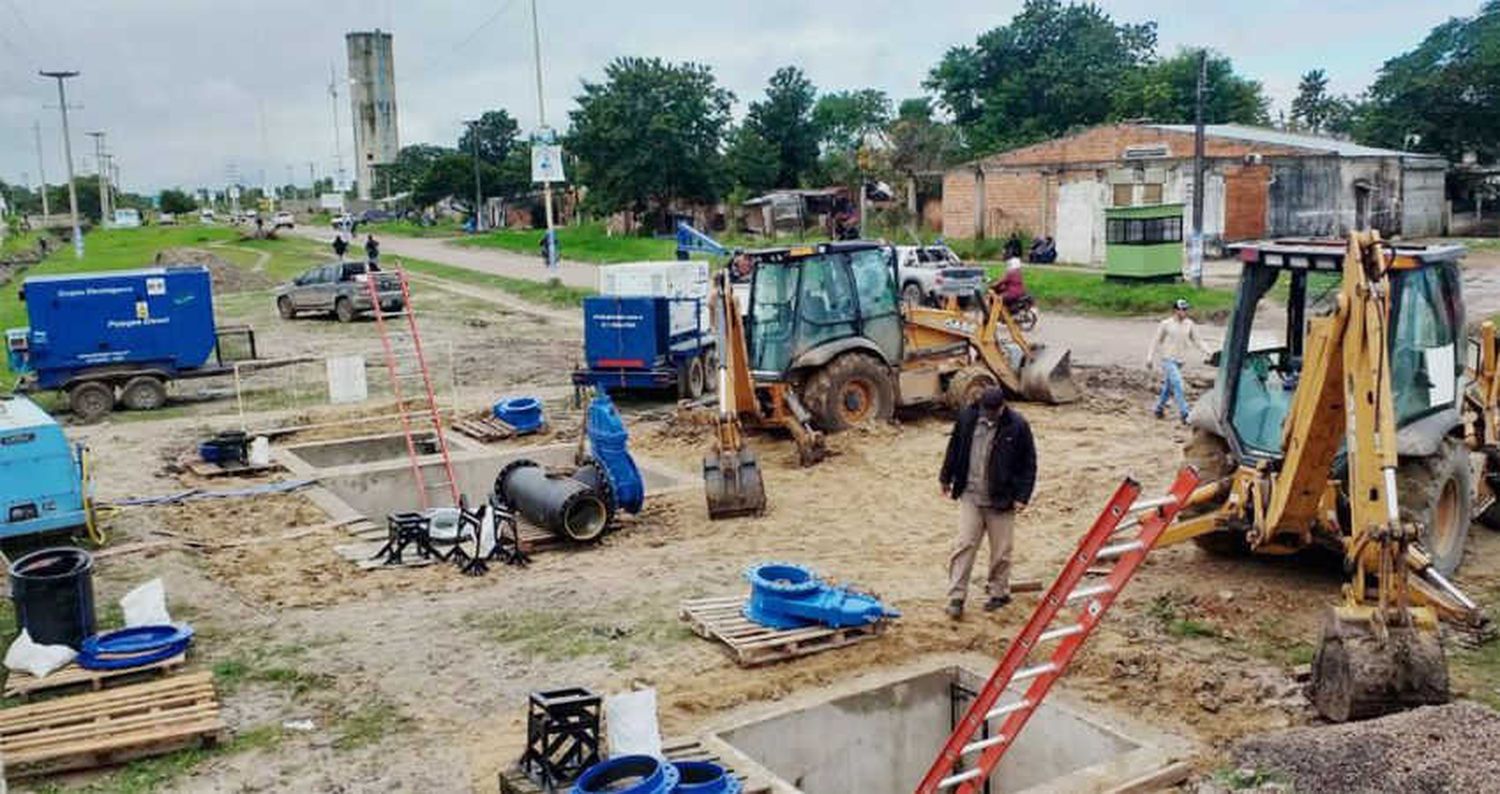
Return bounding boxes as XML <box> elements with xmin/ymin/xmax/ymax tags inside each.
<box><xmin>925</xmin><ymin>0</ymin><xmax>1156</xmax><ymax>154</ymax></box>
<box><xmin>725</xmin><ymin>126</ymin><xmax>780</xmax><ymax>194</ymax></box>
<box><xmin>1289</xmin><ymin>69</ymin><xmax>1356</xmax><ymax>136</ymax></box>
<box><xmin>1110</xmin><ymin>49</ymin><xmax>1268</xmax><ymax>125</ymax></box>
<box><xmin>386</xmin><ymin>144</ymin><xmax>453</xmax><ymax>196</ymax></box>
<box><xmin>158</xmin><ymin>189</ymin><xmax>197</xmax><ymax>214</ymax></box>
<box><xmin>567</xmin><ymin>57</ymin><xmax>734</xmax><ymax>218</ymax></box>
<box><xmin>1355</xmin><ymin>2</ymin><xmax>1500</xmax><ymax>161</ymax></box>
<box><xmin>458</xmin><ymin>109</ymin><xmax>521</xmax><ymax>166</ymax></box>
<box><xmin>887</xmin><ymin>98</ymin><xmax>964</xmax><ymax>179</ymax></box>
<box><xmin>413</xmin><ymin>152</ymin><xmax>494</xmax><ymax>209</ymax></box>
<box><xmin>813</xmin><ymin>89</ymin><xmax>893</xmax><ymax>152</ymax></box>
<box><xmin>747</xmin><ymin>66</ymin><xmax>821</xmax><ymax>187</ymax></box>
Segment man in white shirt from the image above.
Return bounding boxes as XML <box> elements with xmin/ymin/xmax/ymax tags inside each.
<box><xmin>1145</xmin><ymin>298</ymin><xmax>1212</xmax><ymax>423</ymax></box>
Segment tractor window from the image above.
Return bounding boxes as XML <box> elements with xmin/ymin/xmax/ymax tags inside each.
<box><xmin>795</xmin><ymin>255</ymin><xmax>858</xmax><ymax>353</ymax></box>
<box><xmin>1224</xmin><ymin>266</ymin><xmax>1292</xmax><ymax>456</ymax></box>
<box><xmin>1391</xmin><ymin>264</ymin><xmax>1461</xmax><ymax>421</ymax></box>
<box><xmin>749</xmin><ymin>263</ymin><xmax>798</xmax><ymax>372</ymax></box>
<box><xmin>849</xmin><ymin>247</ymin><xmax>903</xmax><ymax>364</ymax></box>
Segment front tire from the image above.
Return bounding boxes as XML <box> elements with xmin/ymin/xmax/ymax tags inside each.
<box><xmin>802</xmin><ymin>352</ymin><xmax>895</xmax><ymax>431</ymax></box>
<box><xmin>1398</xmin><ymin>436</ymin><xmax>1472</xmax><ymax>576</ymax></box>
<box><xmin>335</xmin><ymin>297</ymin><xmax>356</xmax><ymax>323</ymax></box>
<box><xmin>68</xmin><ymin>382</ymin><xmax>116</xmax><ymax>423</ymax></box>
<box><xmin>277</xmin><ymin>296</ymin><xmax>296</xmax><ymax>319</ymax></box>
<box><xmin>901</xmin><ymin>282</ymin><xmax>925</xmax><ymax>307</ymax></box>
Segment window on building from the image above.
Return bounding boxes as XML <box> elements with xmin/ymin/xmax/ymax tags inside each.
<box><xmin>1112</xmin><ymin>184</ymin><xmax>1134</xmax><ymax>207</ymax></box>
<box><xmin>1142</xmin><ymin>183</ymin><xmax>1164</xmax><ymax>204</ymax></box>
<box><xmin>1106</xmin><ymin>216</ymin><xmax>1185</xmax><ymax>246</ymax></box>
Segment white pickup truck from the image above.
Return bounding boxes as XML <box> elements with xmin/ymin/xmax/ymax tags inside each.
<box><xmin>894</xmin><ymin>244</ymin><xmax>986</xmax><ymax>305</ymax></box>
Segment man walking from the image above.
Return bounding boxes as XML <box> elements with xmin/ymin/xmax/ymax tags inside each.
<box><xmin>364</xmin><ymin>234</ymin><xmax>380</xmax><ymax>265</ymax></box>
<box><xmin>1145</xmin><ymin>298</ymin><xmax>1212</xmax><ymax>423</ymax></box>
<box><xmin>939</xmin><ymin>387</ymin><xmax>1037</xmax><ymax>619</ymax></box>
<box><xmin>332</xmin><ymin>234</ymin><xmax>348</xmax><ymax>261</ymax></box>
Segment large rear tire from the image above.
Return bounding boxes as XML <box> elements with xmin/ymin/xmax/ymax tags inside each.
<box><xmin>802</xmin><ymin>352</ymin><xmax>894</xmax><ymax>432</ymax></box>
<box><xmin>335</xmin><ymin>297</ymin><xmax>356</xmax><ymax>323</ymax></box>
<box><xmin>1183</xmin><ymin>428</ymin><xmax>1247</xmax><ymax>555</ymax></box>
<box><xmin>1398</xmin><ymin>436</ymin><xmax>1472</xmax><ymax>576</ymax></box>
<box><xmin>277</xmin><ymin>296</ymin><xmax>296</xmax><ymax>320</ymax></box>
<box><xmin>945</xmin><ymin>365</ymin><xmax>999</xmax><ymax>411</ymax></box>
<box><xmin>68</xmin><ymin>382</ymin><xmax>115</xmax><ymax>423</ymax></box>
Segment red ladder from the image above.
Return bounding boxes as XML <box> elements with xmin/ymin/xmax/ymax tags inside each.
<box><xmin>914</xmin><ymin>467</ymin><xmax>1200</xmax><ymax>794</ymax></box>
<box><xmin>366</xmin><ymin>268</ymin><xmax>460</xmax><ymax>510</ymax></box>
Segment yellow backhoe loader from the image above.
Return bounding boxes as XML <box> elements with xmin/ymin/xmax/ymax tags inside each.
<box><xmin>1159</xmin><ymin>233</ymin><xmax>1488</xmax><ymax>721</ymax></box>
<box><xmin>701</xmin><ymin>242</ymin><xmax>1076</xmax><ymax>518</ymax></box>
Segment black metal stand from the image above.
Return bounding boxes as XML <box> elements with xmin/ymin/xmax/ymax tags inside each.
<box><xmin>520</xmin><ymin>688</ymin><xmax>601</xmax><ymax>789</ymax></box>
<box><xmin>450</xmin><ymin>496</ymin><xmax>490</xmax><ymax>576</ymax></box>
<box><xmin>488</xmin><ymin>495</ymin><xmax>531</xmax><ymax>567</ymax></box>
<box><xmin>371</xmin><ymin>511</ymin><xmax>441</xmax><ymax>566</ymax></box>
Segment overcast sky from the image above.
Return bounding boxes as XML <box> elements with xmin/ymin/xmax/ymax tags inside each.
<box><xmin>0</xmin><ymin>0</ymin><xmax>1483</xmax><ymax>194</ymax></box>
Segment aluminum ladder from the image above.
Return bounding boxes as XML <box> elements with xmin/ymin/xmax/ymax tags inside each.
<box><xmin>366</xmin><ymin>269</ymin><xmax>460</xmax><ymax>510</ymax></box>
<box><xmin>914</xmin><ymin>467</ymin><xmax>1201</xmax><ymax>794</ymax></box>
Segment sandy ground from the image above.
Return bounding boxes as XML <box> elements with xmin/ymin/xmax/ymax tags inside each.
<box><xmin>11</xmin><ymin>241</ymin><xmax>1500</xmax><ymax>791</ymax></box>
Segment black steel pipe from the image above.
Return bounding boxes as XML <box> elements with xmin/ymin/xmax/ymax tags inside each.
<box><xmin>495</xmin><ymin>460</ymin><xmax>609</xmax><ymax>542</ymax></box>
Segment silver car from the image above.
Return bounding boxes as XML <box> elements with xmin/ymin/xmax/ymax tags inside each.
<box><xmin>275</xmin><ymin>261</ymin><xmax>405</xmax><ymax>323</ymax></box>
<box><xmin>894</xmin><ymin>244</ymin><xmax>986</xmax><ymax>305</ymax></box>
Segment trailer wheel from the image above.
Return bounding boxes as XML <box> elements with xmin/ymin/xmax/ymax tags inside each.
<box><xmin>121</xmin><ymin>376</ymin><xmax>168</xmax><ymax>411</ymax></box>
<box><xmin>68</xmin><ymin>382</ymin><xmax>115</xmax><ymax>423</ymax></box>
<box><xmin>277</xmin><ymin>296</ymin><xmax>297</xmax><ymax>320</ymax></box>
<box><xmin>679</xmin><ymin>356</ymin><xmax>707</xmax><ymax>400</ymax></box>
<box><xmin>334</xmin><ymin>297</ymin><xmax>356</xmax><ymax>323</ymax></box>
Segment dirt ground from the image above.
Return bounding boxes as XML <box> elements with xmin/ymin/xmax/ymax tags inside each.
<box><xmin>13</xmin><ymin>243</ymin><xmax>1500</xmax><ymax>791</ymax></box>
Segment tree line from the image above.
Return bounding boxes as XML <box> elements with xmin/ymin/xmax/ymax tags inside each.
<box><xmin>3</xmin><ymin>0</ymin><xmax>1495</xmax><ymax>227</ymax></box>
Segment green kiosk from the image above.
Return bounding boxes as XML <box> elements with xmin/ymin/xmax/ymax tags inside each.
<box><xmin>1104</xmin><ymin>202</ymin><xmax>1184</xmax><ymax>281</ymax></box>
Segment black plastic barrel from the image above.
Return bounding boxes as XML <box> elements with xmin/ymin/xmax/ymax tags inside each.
<box><xmin>9</xmin><ymin>547</ymin><xmax>97</xmax><ymax>649</ymax></box>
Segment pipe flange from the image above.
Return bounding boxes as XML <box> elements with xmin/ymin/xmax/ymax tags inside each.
<box><xmin>744</xmin><ymin>561</ymin><xmax>821</xmax><ymax>595</ymax></box>
<box><xmin>571</xmin><ymin>754</ymin><xmax>680</xmax><ymax>794</ymax></box>
<box><xmin>673</xmin><ymin>761</ymin><xmax>742</xmax><ymax>794</ymax></box>
<box><xmin>494</xmin><ymin>458</ymin><xmax>541</xmax><ymax>510</ymax></box>
<box><xmin>580</xmin><ymin>456</ymin><xmax>618</xmax><ymax>529</ymax></box>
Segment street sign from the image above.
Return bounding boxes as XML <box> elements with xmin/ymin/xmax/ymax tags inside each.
<box><xmin>532</xmin><ymin>144</ymin><xmax>566</xmax><ymax>184</ymax></box>
<box><xmin>228</xmin><ymin>185</ymin><xmax>241</xmax><ymax>200</ymax></box>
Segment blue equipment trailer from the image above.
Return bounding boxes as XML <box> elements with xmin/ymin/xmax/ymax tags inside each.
<box><xmin>5</xmin><ymin>266</ymin><xmax>259</xmax><ymax>422</ymax></box>
<box><xmin>571</xmin><ymin>295</ymin><xmax>714</xmax><ymax>399</ymax></box>
<box><xmin>0</xmin><ymin>395</ymin><xmax>92</xmax><ymax>540</ymax></box>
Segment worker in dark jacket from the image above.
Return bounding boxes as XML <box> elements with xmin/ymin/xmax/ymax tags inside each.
<box><xmin>939</xmin><ymin>387</ymin><xmax>1037</xmax><ymax>619</ymax></box>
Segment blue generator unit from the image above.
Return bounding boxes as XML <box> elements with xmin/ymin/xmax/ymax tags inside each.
<box><xmin>6</xmin><ymin>266</ymin><xmax>257</xmax><ymax>421</ymax></box>
<box><xmin>0</xmin><ymin>395</ymin><xmax>90</xmax><ymax>540</ymax></box>
<box><xmin>572</xmin><ymin>296</ymin><xmax>713</xmax><ymax>399</ymax></box>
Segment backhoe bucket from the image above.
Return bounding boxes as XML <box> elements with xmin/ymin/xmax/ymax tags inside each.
<box><xmin>1309</xmin><ymin>608</ymin><xmax>1449</xmax><ymax>722</ymax></box>
<box><xmin>703</xmin><ymin>447</ymin><xmax>766</xmax><ymax>520</ymax></box>
<box><xmin>1019</xmin><ymin>345</ymin><xmax>1080</xmax><ymax>404</ymax></box>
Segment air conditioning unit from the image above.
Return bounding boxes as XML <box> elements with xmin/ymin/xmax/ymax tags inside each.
<box><xmin>1123</xmin><ymin>144</ymin><xmax>1170</xmax><ymax>160</ymax></box>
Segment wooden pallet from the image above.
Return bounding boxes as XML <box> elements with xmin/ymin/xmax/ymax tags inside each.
<box><xmin>176</xmin><ymin>453</ymin><xmax>284</xmax><ymax>479</ymax></box>
<box><xmin>2</xmin><ymin>653</ymin><xmax>187</xmax><ymax>701</ymax></box>
<box><xmin>333</xmin><ymin>517</ymin><xmax>566</xmax><ymax>571</ymax></box>
<box><xmin>498</xmin><ymin>736</ymin><xmax>769</xmax><ymax>794</ymax></box>
<box><xmin>452</xmin><ymin>414</ymin><xmax>520</xmax><ymax>443</ymax></box>
<box><xmin>0</xmin><ymin>671</ymin><xmax>225</xmax><ymax>778</ymax></box>
<box><xmin>680</xmin><ymin>595</ymin><xmax>887</xmax><ymax>667</ymax></box>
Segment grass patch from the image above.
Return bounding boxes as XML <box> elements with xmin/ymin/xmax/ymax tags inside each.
<box><xmin>1211</xmin><ymin>766</ymin><xmax>1286</xmax><ymax>790</ymax></box>
<box><xmin>456</xmin><ymin>221</ymin><xmax>677</xmax><ymax>263</ymax></box>
<box><xmin>462</xmin><ymin>604</ymin><xmax>693</xmax><ymax>670</ymax></box>
<box><xmin>334</xmin><ymin>700</ymin><xmax>409</xmax><ymax>751</ymax></box>
<box><xmin>988</xmin><ymin>264</ymin><xmax>1236</xmax><ymax>318</ymax></box>
<box><xmin>364</xmin><ymin>218</ymin><xmax>464</xmax><ymax>238</ymax></box>
<box><xmin>396</xmin><ymin>255</ymin><xmax>594</xmax><ymax>308</ymax></box>
<box><xmin>44</xmin><ymin>723</ymin><xmax>284</xmax><ymax>794</ymax></box>
<box><xmin>1146</xmin><ymin>593</ymin><xmax>1223</xmax><ymax>639</ymax></box>
<box><xmin>212</xmin><ymin>645</ymin><xmax>334</xmax><ymax>696</ymax></box>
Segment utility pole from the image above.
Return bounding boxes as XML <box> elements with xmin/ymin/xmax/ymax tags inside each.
<box><xmin>40</xmin><ymin>70</ymin><xmax>83</xmax><ymax>259</ymax></box>
<box><xmin>531</xmin><ymin>0</ymin><xmax>557</xmax><ymax>270</ymax></box>
<box><xmin>1189</xmin><ymin>49</ymin><xmax>1207</xmax><ymax>287</ymax></box>
<box><xmin>33</xmin><ymin>121</ymin><xmax>50</xmax><ymax>223</ymax></box>
<box><xmin>329</xmin><ymin>64</ymin><xmax>346</xmax><ymax>192</ymax></box>
<box><xmin>86</xmin><ymin>131</ymin><xmax>108</xmax><ymax>224</ymax></box>
<box><xmin>466</xmin><ymin>120</ymin><xmax>484</xmax><ymax>232</ymax></box>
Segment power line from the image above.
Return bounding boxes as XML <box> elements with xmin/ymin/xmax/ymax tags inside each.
<box><xmin>405</xmin><ymin>0</ymin><xmax>520</xmax><ymax>83</ymax></box>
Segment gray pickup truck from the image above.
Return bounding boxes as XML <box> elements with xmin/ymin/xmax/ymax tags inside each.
<box><xmin>894</xmin><ymin>244</ymin><xmax>987</xmax><ymax>305</ymax></box>
<box><xmin>275</xmin><ymin>261</ymin><xmax>405</xmax><ymax>323</ymax></box>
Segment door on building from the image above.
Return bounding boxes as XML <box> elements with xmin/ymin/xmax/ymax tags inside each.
<box><xmin>1056</xmin><ymin>181</ymin><xmax>1105</xmax><ymax>264</ymax></box>
<box><xmin>1354</xmin><ymin>182</ymin><xmax>1372</xmax><ymax>231</ymax></box>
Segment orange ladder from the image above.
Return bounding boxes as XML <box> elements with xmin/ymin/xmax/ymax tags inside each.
<box><xmin>914</xmin><ymin>467</ymin><xmax>1200</xmax><ymax>794</ymax></box>
<box><xmin>366</xmin><ymin>269</ymin><xmax>460</xmax><ymax>510</ymax></box>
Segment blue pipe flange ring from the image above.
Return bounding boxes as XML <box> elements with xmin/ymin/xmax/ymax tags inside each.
<box><xmin>78</xmin><ymin>638</ymin><xmax>191</xmax><ymax>670</ymax></box>
<box><xmin>81</xmin><ymin>624</ymin><xmax>195</xmax><ymax>656</ymax></box>
<box><xmin>571</xmin><ymin>755</ymin><xmax>680</xmax><ymax>794</ymax></box>
<box><xmin>673</xmin><ymin>761</ymin><xmax>743</xmax><ymax>794</ymax></box>
<box><xmin>743</xmin><ymin>562</ymin><xmax>820</xmax><ymax>595</ymax></box>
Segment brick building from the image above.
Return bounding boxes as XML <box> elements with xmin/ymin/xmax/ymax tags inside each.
<box><xmin>942</xmin><ymin>123</ymin><xmax>1447</xmax><ymax>264</ymax></box>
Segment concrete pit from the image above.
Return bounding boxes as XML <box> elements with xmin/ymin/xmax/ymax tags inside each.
<box><xmin>277</xmin><ymin>433</ymin><xmax>696</xmax><ymax>520</ymax></box>
<box><xmin>711</xmin><ymin>664</ymin><xmax>1190</xmax><ymax>794</ymax></box>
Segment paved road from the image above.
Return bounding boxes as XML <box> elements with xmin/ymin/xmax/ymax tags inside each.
<box><xmin>288</xmin><ymin>226</ymin><xmax>600</xmax><ymax>289</ymax></box>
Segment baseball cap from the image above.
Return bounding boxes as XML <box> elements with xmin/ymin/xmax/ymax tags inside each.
<box><xmin>1173</xmin><ymin>298</ymin><xmax>1190</xmax><ymax>310</ymax></box>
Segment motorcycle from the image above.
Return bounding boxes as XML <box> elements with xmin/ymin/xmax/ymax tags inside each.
<box><xmin>1006</xmin><ymin>295</ymin><xmax>1039</xmax><ymax>332</ymax></box>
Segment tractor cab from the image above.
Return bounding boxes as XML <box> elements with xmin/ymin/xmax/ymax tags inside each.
<box><xmin>744</xmin><ymin>242</ymin><xmax>903</xmax><ymax>377</ymax></box>
<box><xmin>1215</xmin><ymin>240</ymin><xmax>1466</xmax><ymax>462</ymax></box>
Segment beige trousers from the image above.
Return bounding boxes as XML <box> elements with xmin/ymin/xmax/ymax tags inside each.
<box><xmin>947</xmin><ymin>499</ymin><xmax>1015</xmax><ymax>601</ymax></box>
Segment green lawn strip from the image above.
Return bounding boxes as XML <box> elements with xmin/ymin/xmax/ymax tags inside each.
<box><xmin>362</xmin><ymin>218</ymin><xmax>464</xmax><ymax>238</ymax></box>
<box><xmin>985</xmin><ymin>264</ymin><xmax>1235</xmax><ymax>318</ymax></box>
<box><xmin>394</xmin><ymin>255</ymin><xmax>594</xmax><ymax>307</ymax></box>
<box><xmin>455</xmin><ymin>221</ymin><xmax>677</xmax><ymax>263</ymax></box>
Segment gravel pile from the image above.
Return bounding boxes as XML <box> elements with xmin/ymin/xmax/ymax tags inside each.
<box><xmin>154</xmin><ymin>247</ymin><xmax>272</xmax><ymax>293</ymax></box>
<box><xmin>1233</xmin><ymin>701</ymin><xmax>1500</xmax><ymax>793</ymax></box>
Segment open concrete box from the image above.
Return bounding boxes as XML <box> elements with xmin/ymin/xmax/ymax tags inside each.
<box><xmin>697</xmin><ymin>659</ymin><xmax>1194</xmax><ymax>794</ymax></box>
<box><xmin>275</xmin><ymin>432</ymin><xmax>698</xmax><ymax>521</ymax></box>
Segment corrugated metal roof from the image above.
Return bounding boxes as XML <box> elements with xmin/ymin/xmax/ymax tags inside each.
<box><xmin>1145</xmin><ymin>124</ymin><xmax>1443</xmax><ymax>159</ymax></box>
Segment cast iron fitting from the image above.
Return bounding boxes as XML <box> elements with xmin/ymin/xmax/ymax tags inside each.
<box><xmin>672</xmin><ymin>761</ymin><xmax>742</xmax><ymax>794</ymax></box>
<box><xmin>744</xmin><ymin>562</ymin><xmax>822</xmax><ymax>595</ymax></box>
<box><xmin>571</xmin><ymin>755</ymin><xmax>680</xmax><ymax>794</ymax></box>
<box><xmin>496</xmin><ymin>459</ymin><xmax>610</xmax><ymax>542</ymax></box>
